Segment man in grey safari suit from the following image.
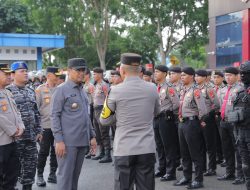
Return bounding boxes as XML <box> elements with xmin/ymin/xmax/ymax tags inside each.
<box><xmin>50</xmin><ymin>58</ymin><xmax>97</xmax><ymax>190</ymax></box>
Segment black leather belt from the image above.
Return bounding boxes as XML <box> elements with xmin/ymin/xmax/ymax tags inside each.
<box><xmin>155</xmin><ymin>110</ymin><xmax>174</xmax><ymax>120</ymax></box>
<box><xmin>179</xmin><ymin>116</ymin><xmax>199</xmax><ymax>123</ymax></box>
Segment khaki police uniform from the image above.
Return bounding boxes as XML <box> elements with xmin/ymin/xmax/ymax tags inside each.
<box><xmin>36</xmin><ymin>83</ymin><xmax>57</xmax><ymax>179</ymax></box>
<box><xmin>197</xmin><ymin>84</ymin><xmax>220</xmax><ymax>173</ymax></box>
<box><xmin>178</xmin><ymin>84</ymin><xmax>208</xmax><ymax>183</ymax></box>
<box><xmin>0</xmin><ymin>89</ymin><xmax>25</xmax><ymax>190</ymax></box>
<box><xmin>100</xmin><ymin>76</ymin><xmax>160</xmax><ymax>190</ymax></box>
<box><xmin>154</xmin><ymin>82</ymin><xmax>180</xmax><ymax>179</ymax></box>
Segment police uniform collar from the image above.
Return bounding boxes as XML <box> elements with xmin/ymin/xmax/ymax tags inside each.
<box><xmin>158</xmin><ymin>80</ymin><xmax>167</xmax><ymax>87</ymax></box>
<box><xmin>67</xmin><ymin>79</ymin><xmax>82</xmax><ymax>88</ymax></box>
<box><xmin>124</xmin><ymin>76</ymin><xmax>140</xmax><ymax>82</ymax></box>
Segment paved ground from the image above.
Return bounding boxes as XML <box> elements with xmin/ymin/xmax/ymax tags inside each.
<box><xmin>17</xmin><ymin>157</ymin><xmax>246</xmax><ymax>190</ymax></box>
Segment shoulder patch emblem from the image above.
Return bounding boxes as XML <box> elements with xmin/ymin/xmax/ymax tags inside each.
<box><xmin>194</xmin><ymin>89</ymin><xmax>201</xmax><ymax>99</ymax></box>
<box><xmin>168</xmin><ymin>88</ymin><xmax>175</xmax><ymax>96</ymax></box>
<box><xmin>209</xmin><ymin>89</ymin><xmax>214</xmax><ymax>98</ymax></box>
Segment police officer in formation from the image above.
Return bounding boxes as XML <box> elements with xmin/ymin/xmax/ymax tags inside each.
<box><xmin>92</xmin><ymin>67</ymin><xmax>112</xmax><ymax>163</ymax></box>
<box><xmin>51</xmin><ymin>58</ymin><xmax>97</xmax><ymax>190</ymax></box>
<box><xmin>0</xmin><ymin>63</ymin><xmax>25</xmax><ymax>190</ymax></box>
<box><xmin>100</xmin><ymin>53</ymin><xmax>160</xmax><ymax>190</ymax></box>
<box><xmin>35</xmin><ymin>67</ymin><xmax>62</xmax><ymax>186</ymax></box>
<box><xmin>174</xmin><ymin>67</ymin><xmax>208</xmax><ymax>189</ymax></box>
<box><xmin>217</xmin><ymin>67</ymin><xmax>245</xmax><ymax>184</ymax></box>
<box><xmin>212</xmin><ymin>71</ymin><xmax>226</xmax><ymax>165</ymax></box>
<box><xmin>230</xmin><ymin>61</ymin><xmax>250</xmax><ymax>190</ymax></box>
<box><xmin>168</xmin><ymin>66</ymin><xmax>182</xmax><ymax>95</ymax></box>
<box><xmin>194</xmin><ymin>69</ymin><xmax>220</xmax><ymax>176</ymax></box>
<box><xmin>153</xmin><ymin>65</ymin><xmax>180</xmax><ymax>181</ymax></box>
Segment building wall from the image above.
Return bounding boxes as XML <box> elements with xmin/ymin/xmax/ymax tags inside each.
<box><xmin>208</xmin><ymin>0</ymin><xmax>250</xmax><ymax>68</ymax></box>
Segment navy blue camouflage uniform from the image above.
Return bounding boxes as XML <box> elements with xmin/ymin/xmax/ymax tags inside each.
<box><xmin>6</xmin><ymin>84</ymin><xmax>42</xmax><ymax>186</ymax></box>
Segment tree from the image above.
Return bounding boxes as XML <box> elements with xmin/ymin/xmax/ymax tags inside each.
<box><xmin>124</xmin><ymin>0</ymin><xmax>208</xmax><ymax>65</ymax></box>
<box><xmin>0</xmin><ymin>0</ymin><xmax>38</xmax><ymax>33</ymax></box>
<box><xmin>80</xmin><ymin>0</ymin><xmax>123</xmax><ymax>70</ymax></box>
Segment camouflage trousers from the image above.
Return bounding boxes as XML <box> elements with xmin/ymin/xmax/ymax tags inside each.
<box><xmin>17</xmin><ymin>140</ymin><xmax>38</xmax><ymax>185</ymax></box>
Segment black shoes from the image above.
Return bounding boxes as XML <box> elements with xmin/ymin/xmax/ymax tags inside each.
<box><xmin>22</xmin><ymin>184</ymin><xmax>32</xmax><ymax>190</ymax></box>
<box><xmin>174</xmin><ymin>177</ymin><xmax>191</xmax><ymax>186</ymax></box>
<box><xmin>160</xmin><ymin>174</ymin><xmax>176</xmax><ymax>181</ymax></box>
<box><xmin>232</xmin><ymin>177</ymin><xmax>245</xmax><ymax>185</ymax></box>
<box><xmin>47</xmin><ymin>173</ymin><xmax>57</xmax><ymax>184</ymax></box>
<box><xmin>217</xmin><ymin>173</ymin><xmax>235</xmax><ymax>181</ymax></box>
<box><xmin>220</xmin><ymin>161</ymin><xmax>226</xmax><ymax>167</ymax></box>
<box><xmin>187</xmin><ymin>181</ymin><xmax>204</xmax><ymax>189</ymax></box>
<box><xmin>99</xmin><ymin>149</ymin><xmax>112</xmax><ymax>163</ymax></box>
<box><xmin>154</xmin><ymin>170</ymin><xmax>165</xmax><ymax>178</ymax></box>
<box><xmin>203</xmin><ymin>169</ymin><xmax>216</xmax><ymax>176</ymax></box>
<box><xmin>36</xmin><ymin>175</ymin><xmax>46</xmax><ymax>187</ymax></box>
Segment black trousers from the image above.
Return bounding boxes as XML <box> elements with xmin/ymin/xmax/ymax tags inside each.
<box><xmin>178</xmin><ymin>119</ymin><xmax>204</xmax><ymax>182</ymax></box>
<box><xmin>154</xmin><ymin>116</ymin><xmax>179</xmax><ymax>176</ymax></box>
<box><xmin>201</xmin><ymin>114</ymin><xmax>217</xmax><ymax>171</ymax></box>
<box><xmin>215</xmin><ymin>115</ymin><xmax>223</xmax><ymax>161</ymax></box>
<box><xmin>0</xmin><ymin>142</ymin><xmax>19</xmax><ymax>190</ymax></box>
<box><xmin>238</xmin><ymin>128</ymin><xmax>250</xmax><ymax>190</ymax></box>
<box><xmin>37</xmin><ymin>128</ymin><xmax>57</xmax><ymax>175</ymax></box>
<box><xmin>93</xmin><ymin>107</ymin><xmax>111</xmax><ymax>149</ymax></box>
<box><xmin>114</xmin><ymin>153</ymin><xmax>156</xmax><ymax>190</ymax></box>
<box><xmin>220</xmin><ymin>121</ymin><xmax>236</xmax><ymax>175</ymax></box>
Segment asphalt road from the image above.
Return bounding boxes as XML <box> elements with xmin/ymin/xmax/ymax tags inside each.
<box><xmin>17</xmin><ymin>157</ymin><xmax>246</xmax><ymax>190</ymax></box>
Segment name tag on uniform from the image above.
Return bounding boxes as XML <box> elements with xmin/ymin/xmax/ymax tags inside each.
<box><xmin>1</xmin><ymin>100</ymin><xmax>8</xmax><ymax>112</ymax></box>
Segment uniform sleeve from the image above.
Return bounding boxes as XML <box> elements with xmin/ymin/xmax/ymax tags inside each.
<box><xmin>50</xmin><ymin>87</ymin><xmax>65</xmax><ymax>143</ymax></box>
<box><xmin>167</xmin><ymin>87</ymin><xmax>180</xmax><ymax>112</ymax></box>
<box><xmin>88</xmin><ymin>118</ymin><xmax>96</xmax><ymax>139</ymax></box>
<box><xmin>0</xmin><ymin>115</ymin><xmax>17</xmax><ymax>136</ymax></box>
<box><xmin>35</xmin><ymin>87</ymin><xmax>42</xmax><ymax>109</ymax></box>
<box><xmin>100</xmin><ymin>88</ymin><xmax>116</xmax><ymax>126</ymax></box>
<box><xmin>193</xmin><ymin>89</ymin><xmax>208</xmax><ymax>119</ymax></box>
<box><xmin>154</xmin><ymin>88</ymin><xmax>161</xmax><ymax>116</ymax></box>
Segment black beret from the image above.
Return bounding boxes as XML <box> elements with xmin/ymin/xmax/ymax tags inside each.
<box><xmin>120</xmin><ymin>53</ymin><xmax>141</xmax><ymax>66</ymax></box>
<box><xmin>59</xmin><ymin>74</ymin><xmax>66</xmax><ymax>80</ymax></box>
<box><xmin>224</xmin><ymin>67</ymin><xmax>239</xmax><ymax>75</ymax></box>
<box><xmin>155</xmin><ymin>65</ymin><xmax>168</xmax><ymax>73</ymax></box>
<box><xmin>46</xmin><ymin>66</ymin><xmax>61</xmax><ymax>76</ymax></box>
<box><xmin>143</xmin><ymin>70</ymin><xmax>152</xmax><ymax>77</ymax></box>
<box><xmin>214</xmin><ymin>70</ymin><xmax>224</xmax><ymax>77</ymax></box>
<box><xmin>93</xmin><ymin>67</ymin><xmax>104</xmax><ymax>74</ymax></box>
<box><xmin>68</xmin><ymin>58</ymin><xmax>87</xmax><ymax>69</ymax></box>
<box><xmin>182</xmin><ymin>67</ymin><xmax>195</xmax><ymax>76</ymax></box>
<box><xmin>113</xmin><ymin>71</ymin><xmax>121</xmax><ymax>76</ymax></box>
<box><xmin>110</xmin><ymin>70</ymin><xmax>116</xmax><ymax>75</ymax></box>
<box><xmin>206</xmin><ymin>70</ymin><xmax>212</xmax><ymax>76</ymax></box>
<box><xmin>195</xmin><ymin>69</ymin><xmax>208</xmax><ymax>77</ymax></box>
<box><xmin>0</xmin><ymin>63</ymin><xmax>11</xmax><ymax>73</ymax></box>
<box><xmin>169</xmin><ymin>66</ymin><xmax>181</xmax><ymax>73</ymax></box>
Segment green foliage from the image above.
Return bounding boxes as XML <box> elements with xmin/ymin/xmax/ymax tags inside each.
<box><xmin>0</xmin><ymin>0</ymin><xmax>38</xmax><ymax>33</ymax></box>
